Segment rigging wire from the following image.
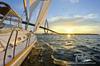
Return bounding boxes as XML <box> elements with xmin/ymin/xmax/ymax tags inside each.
<box><xmin>23</xmin><ymin>0</ymin><xmax>29</xmax><ymax>30</ymax></box>
<box><xmin>44</xmin><ymin>19</ymin><xmax>49</xmax><ymax>34</ymax></box>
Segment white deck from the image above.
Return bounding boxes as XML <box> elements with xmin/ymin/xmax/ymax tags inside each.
<box><xmin>0</xmin><ymin>29</ymin><xmax>37</xmax><ymax>66</ymax></box>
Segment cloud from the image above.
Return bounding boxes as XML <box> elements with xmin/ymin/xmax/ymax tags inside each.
<box><xmin>49</xmin><ymin>13</ymin><xmax>98</xmax><ymax>22</ymax></box>
<box><xmin>69</xmin><ymin>0</ymin><xmax>80</xmax><ymax>3</ymax></box>
<box><xmin>48</xmin><ymin>13</ymin><xmax>100</xmax><ymax>30</ymax></box>
<box><xmin>74</xmin><ymin>14</ymin><xmax>98</xmax><ymax>19</ymax></box>
<box><xmin>48</xmin><ymin>16</ymin><xmax>69</xmax><ymax>22</ymax></box>
<box><xmin>48</xmin><ymin>14</ymin><xmax>100</xmax><ymax>33</ymax></box>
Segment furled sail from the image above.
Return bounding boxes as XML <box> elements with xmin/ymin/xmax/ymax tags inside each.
<box><xmin>29</xmin><ymin>0</ymin><xmax>40</xmax><ymax>20</ymax></box>
<box><xmin>34</xmin><ymin>0</ymin><xmax>51</xmax><ymax>33</ymax></box>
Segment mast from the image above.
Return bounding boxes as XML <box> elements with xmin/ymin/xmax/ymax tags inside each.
<box><xmin>23</xmin><ymin>0</ymin><xmax>29</xmax><ymax>30</ymax></box>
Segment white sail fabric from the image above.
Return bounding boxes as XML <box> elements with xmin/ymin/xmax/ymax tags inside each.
<box><xmin>34</xmin><ymin>0</ymin><xmax>51</xmax><ymax>33</ymax></box>
<box><xmin>30</xmin><ymin>0</ymin><xmax>34</xmax><ymax>5</ymax></box>
<box><xmin>29</xmin><ymin>0</ymin><xmax>40</xmax><ymax>20</ymax></box>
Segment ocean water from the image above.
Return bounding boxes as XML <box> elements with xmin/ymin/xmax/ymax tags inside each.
<box><xmin>22</xmin><ymin>34</ymin><xmax>100</xmax><ymax>66</ymax></box>
<box><xmin>37</xmin><ymin>34</ymin><xmax>100</xmax><ymax>65</ymax></box>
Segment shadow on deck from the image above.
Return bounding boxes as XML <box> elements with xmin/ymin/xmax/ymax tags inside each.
<box><xmin>21</xmin><ymin>41</ymin><xmax>58</xmax><ymax>66</ymax></box>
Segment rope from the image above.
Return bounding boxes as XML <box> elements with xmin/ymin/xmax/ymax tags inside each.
<box><xmin>25</xmin><ymin>37</ymin><xmax>28</xmax><ymax>48</ymax></box>
<box><xmin>25</xmin><ymin>32</ymin><xmax>31</xmax><ymax>47</ymax></box>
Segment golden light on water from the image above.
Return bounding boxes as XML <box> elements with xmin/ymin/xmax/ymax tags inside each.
<box><xmin>67</xmin><ymin>34</ymin><xmax>71</xmax><ymax>39</ymax></box>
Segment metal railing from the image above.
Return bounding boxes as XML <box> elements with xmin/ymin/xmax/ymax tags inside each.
<box><xmin>3</xmin><ymin>28</ymin><xmax>32</xmax><ymax>66</ymax></box>
<box><xmin>13</xmin><ymin>30</ymin><xmax>18</xmax><ymax>58</ymax></box>
<box><xmin>3</xmin><ymin>29</ymin><xmax>18</xmax><ymax>65</ymax></box>
<box><xmin>3</xmin><ymin>29</ymin><xmax>14</xmax><ymax>66</ymax></box>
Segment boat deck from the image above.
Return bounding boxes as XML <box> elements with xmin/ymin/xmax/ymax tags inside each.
<box><xmin>0</xmin><ymin>35</ymin><xmax>36</xmax><ymax>66</ymax></box>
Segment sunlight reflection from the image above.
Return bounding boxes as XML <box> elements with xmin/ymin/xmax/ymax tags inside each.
<box><xmin>67</xmin><ymin>34</ymin><xmax>72</xmax><ymax>39</ymax></box>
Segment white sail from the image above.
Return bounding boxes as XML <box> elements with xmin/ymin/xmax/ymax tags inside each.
<box><xmin>34</xmin><ymin>0</ymin><xmax>51</xmax><ymax>33</ymax></box>
<box><xmin>29</xmin><ymin>0</ymin><xmax>40</xmax><ymax>21</ymax></box>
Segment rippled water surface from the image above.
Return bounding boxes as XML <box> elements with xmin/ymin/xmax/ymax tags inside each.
<box><xmin>22</xmin><ymin>34</ymin><xmax>100</xmax><ymax>66</ymax></box>
<box><xmin>37</xmin><ymin>34</ymin><xmax>100</xmax><ymax>64</ymax></box>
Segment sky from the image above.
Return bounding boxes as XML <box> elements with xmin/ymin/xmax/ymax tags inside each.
<box><xmin>1</xmin><ymin>0</ymin><xmax>100</xmax><ymax>34</ymax></box>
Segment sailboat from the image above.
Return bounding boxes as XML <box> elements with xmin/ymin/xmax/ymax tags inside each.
<box><xmin>0</xmin><ymin>0</ymin><xmax>51</xmax><ymax>66</ymax></box>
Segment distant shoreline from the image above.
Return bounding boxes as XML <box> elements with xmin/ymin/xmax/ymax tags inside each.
<box><xmin>36</xmin><ymin>33</ymin><xmax>99</xmax><ymax>35</ymax></box>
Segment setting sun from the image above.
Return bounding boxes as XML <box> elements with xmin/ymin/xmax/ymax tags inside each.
<box><xmin>65</xmin><ymin>28</ymin><xmax>74</xmax><ymax>34</ymax></box>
